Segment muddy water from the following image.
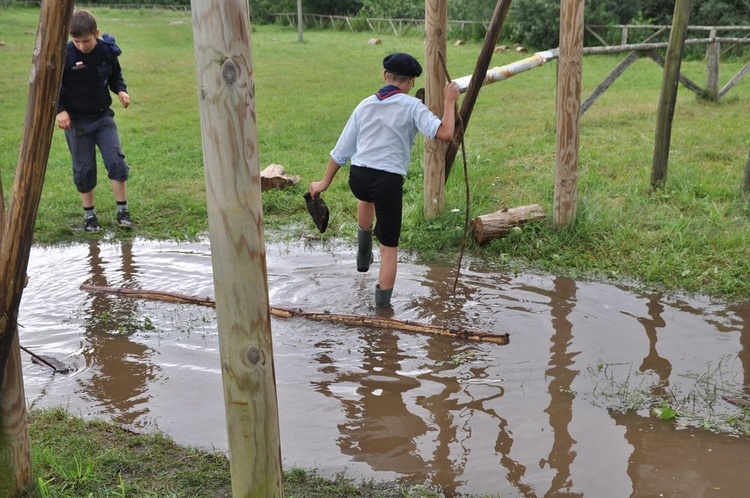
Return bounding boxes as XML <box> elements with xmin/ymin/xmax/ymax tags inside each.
<box><xmin>19</xmin><ymin>238</ymin><xmax>750</xmax><ymax>497</ymax></box>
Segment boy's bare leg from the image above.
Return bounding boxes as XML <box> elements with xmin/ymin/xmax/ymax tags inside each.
<box><xmin>357</xmin><ymin>200</ymin><xmax>374</xmax><ymax>230</ymax></box>
<box><xmin>378</xmin><ymin>245</ymin><xmax>398</xmax><ymax>290</ymax></box>
<box><xmin>80</xmin><ymin>190</ymin><xmax>95</xmax><ymax>207</ymax></box>
<box><xmin>111</xmin><ymin>179</ymin><xmax>127</xmax><ymax>203</ymax></box>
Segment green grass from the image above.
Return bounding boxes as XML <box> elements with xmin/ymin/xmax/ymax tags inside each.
<box><xmin>1</xmin><ymin>6</ymin><xmax>750</xmax><ymax>303</ymax></box>
<box><xmin>28</xmin><ymin>408</ymin><xmax>459</xmax><ymax>498</ymax></box>
<box><xmin>2</xmin><ymin>7</ymin><xmax>749</xmax><ymax>496</ymax></box>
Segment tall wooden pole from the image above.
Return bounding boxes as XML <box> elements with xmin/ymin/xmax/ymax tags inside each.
<box><xmin>444</xmin><ymin>0</ymin><xmax>512</xmax><ymax>181</ymax></box>
<box><xmin>553</xmin><ymin>0</ymin><xmax>584</xmax><ymax>226</ymax></box>
<box><xmin>651</xmin><ymin>0</ymin><xmax>691</xmax><ymax>189</ymax></box>
<box><xmin>0</xmin><ymin>0</ymin><xmax>74</xmax><ymax>494</ymax></box>
<box><xmin>424</xmin><ymin>0</ymin><xmax>448</xmax><ymax>219</ymax></box>
<box><xmin>190</xmin><ymin>1</ymin><xmax>283</xmax><ymax>496</ymax></box>
<box><xmin>296</xmin><ymin>0</ymin><xmax>304</xmax><ymax>42</ymax></box>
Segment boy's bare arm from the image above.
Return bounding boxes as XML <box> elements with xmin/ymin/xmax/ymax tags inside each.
<box><xmin>309</xmin><ymin>156</ymin><xmax>342</xmax><ymax>198</ymax></box>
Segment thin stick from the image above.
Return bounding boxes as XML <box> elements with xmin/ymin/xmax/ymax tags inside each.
<box><xmin>19</xmin><ymin>345</ymin><xmax>62</xmax><ymax>373</ymax></box>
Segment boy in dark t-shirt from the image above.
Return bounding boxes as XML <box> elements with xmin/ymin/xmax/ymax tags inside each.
<box><xmin>56</xmin><ymin>9</ymin><xmax>132</xmax><ymax>232</ymax></box>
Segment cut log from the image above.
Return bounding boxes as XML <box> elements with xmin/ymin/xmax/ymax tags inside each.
<box><xmin>260</xmin><ymin>164</ymin><xmax>300</xmax><ymax>191</ymax></box>
<box><xmin>80</xmin><ymin>284</ymin><xmax>509</xmax><ymax>345</ymax></box>
<box><xmin>471</xmin><ymin>204</ymin><xmax>546</xmax><ymax>245</ymax></box>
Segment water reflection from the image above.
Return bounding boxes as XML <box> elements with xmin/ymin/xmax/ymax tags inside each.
<box><xmin>79</xmin><ymin>240</ymin><xmax>157</xmax><ymax>426</ymax></box>
<box><xmin>17</xmin><ymin>239</ymin><xmax>750</xmax><ymax>497</ymax></box>
<box><xmin>542</xmin><ymin>277</ymin><xmax>581</xmax><ymax>497</ymax></box>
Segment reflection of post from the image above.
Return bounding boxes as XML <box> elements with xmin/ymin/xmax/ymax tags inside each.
<box><xmin>314</xmin><ymin>330</ymin><xmax>428</xmax><ymax>479</ymax></box>
<box><xmin>728</xmin><ymin>302</ymin><xmax>750</xmax><ymax>392</ymax></box>
<box><xmin>543</xmin><ymin>277</ymin><xmax>582</xmax><ymax>497</ymax></box>
<box><xmin>313</xmin><ymin>306</ymin><xmax>526</xmax><ymax>495</ymax></box>
<box><xmin>414</xmin><ymin>264</ymin><xmax>533</xmax><ymax>493</ymax></box>
<box><xmin>80</xmin><ymin>241</ymin><xmax>154</xmax><ymax>426</ymax></box>
<box><xmin>636</xmin><ymin>296</ymin><xmax>672</xmax><ymax>393</ymax></box>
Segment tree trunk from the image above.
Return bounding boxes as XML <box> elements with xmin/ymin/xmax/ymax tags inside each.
<box><xmin>190</xmin><ymin>0</ymin><xmax>283</xmax><ymax>494</ymax></box>
<box><xmin>423</xmin><ymin>0</ymin><xmax>448</xmax><ymax>219</ymax></box>
<box><xmin>471</xmin><ymin>204</ymin><xmax>546</xmax><ymax>245</ymax></box>
<box><xmin>0</xmin><ymin>0</ymin><xmax>74</xmax><ymax>494</ymax></box>
<box><xmin>554</xmin><ymin>0</ymin><xmax>584</xmax><ymax>227</ymax></box>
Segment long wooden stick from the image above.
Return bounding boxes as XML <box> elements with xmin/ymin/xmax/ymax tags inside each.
<box><xmin>80</xmin><ymin>284</ymin><xmax>510</xmax><ymax>345</ymax></box>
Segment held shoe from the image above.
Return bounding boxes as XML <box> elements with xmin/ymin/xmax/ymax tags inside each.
<box><xmin>375</xmin><ymin>284</ymin><xmax>393</xmax><ymax>308</ymax></box>
<box><xmin>357</xmin><ymin>226</ymin><xmax>373</xmax><ymax>272</ymax></box>
<box><xmin>84</xmin><ymin>214</ymin><xmax>101</xmax><ymax>233</ymax></box>
<box><xmin>116</xmin><ymin>209</ymin><xmax>132</xmax><ymax>229</ymax></box>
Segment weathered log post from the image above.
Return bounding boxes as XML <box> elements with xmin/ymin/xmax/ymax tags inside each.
<box><xmin>190</xmin><ymin>0</ymin><xmax>283</xmax><ymax>495</ymax></box>
<box><xmin>424</xmin><ymin>0</ymin><xmax>448</xmax><ymax>219</ymax></box>
<box><xmin>743</xmin><ymin>150</ymin><xmax>750</xmax><ymax>192</ymax></box>
<box><xmin>554</xmin><ymin>0</ymin><xmax>584</xmax><ymax>226</ymax></box>
<box><xmin>0</xmin><ymin>1</ymin><xmax>74</xmax><ymax>495</ymax></box>
<box><xmin>651</xmin><ymin>0</ymin><xmax>691</xmax><ymax>189</ymax></box>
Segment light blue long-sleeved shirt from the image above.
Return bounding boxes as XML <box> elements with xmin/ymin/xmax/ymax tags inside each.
<box><xmin>330</xmin><ymin>91</ymin><xmax>441</xmax><ymax>177</ymax></box>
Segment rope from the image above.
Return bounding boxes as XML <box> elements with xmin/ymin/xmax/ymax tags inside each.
<box><xmin>438</xmin><ymin>52</ymin><xmax>470</xmax><ymax>297</ymax></box>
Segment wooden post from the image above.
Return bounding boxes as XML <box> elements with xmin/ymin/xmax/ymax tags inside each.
<box><xmin>706</xmin><ymin>28</ymin><xmax>719</xmax><ymax>101</ymax></box>
<box><xmin>190</xmin><ymin>1</ymin><xmax>283</xmax><ymax>496</ymax></box>
<box><xmin>0</xmin><ymin>0</ymin><xmax>74</xmax><ymax>494</ymax></box>
<box><xmin>296</xmin><ymin>0</ymin><xmax>303</xmax><ymax>42</ymax></box>
<box><xmin>424</xmin><ymin>0</ymin><xmax>448</xmax><ymax>219</ymax></box>
<box><xmin>444</xmin><ymin>0</ymin><xmax>511</xmax><ymax>181</ymax></box>
<box><xmin>744</xmin><ymin>150</ymin><xmax>750</xmax><ymax>192</ymax></box>
<box><xmin>651</xmin><ymin>0</ymin><xmax>691</xmax><ymax>189</ymax></box>
<box><xmin>553</xmin><ymin>0</ymin><xmax>584</xmax><ymax>226</ymax></box>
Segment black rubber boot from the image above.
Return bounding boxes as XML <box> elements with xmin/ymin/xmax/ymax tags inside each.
<box><xmin>375</xmin><ymin>284</ymin><xmax>393</xmax><ymax>308</ymax></box>
<box><xmin>357</xmin><ymin>226</ymin><xmax>373</xmax><ymax>272</ymax></box>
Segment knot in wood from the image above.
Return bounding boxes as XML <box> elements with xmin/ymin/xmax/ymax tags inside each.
<box><xmin>221</xmin><ymin>59</ymin><xmax>238</xmax><ymax>85</ymax></box>
<box><xmin>246</xmin><ymin>346</ymin><xmax>261</xmax><ymax>364</ymax></box>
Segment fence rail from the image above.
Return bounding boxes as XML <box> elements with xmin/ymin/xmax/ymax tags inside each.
<box><xmin>273</xmin><ymin>13</ymin><xmax>489</xmax><ymax>36</ymax></box>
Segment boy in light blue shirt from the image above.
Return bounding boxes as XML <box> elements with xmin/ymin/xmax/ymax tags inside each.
<box><xmin>309</xmin><ymin>52</ymin><xmax>460</xmax><ymax>307</ymax></box>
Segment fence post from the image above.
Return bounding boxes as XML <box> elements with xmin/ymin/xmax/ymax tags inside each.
<box><xmin>706</xmin><ymin>28</ymin><xmax>720</xmax><ymax>101</ymax></box>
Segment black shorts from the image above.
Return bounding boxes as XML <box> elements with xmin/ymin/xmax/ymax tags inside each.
<box><xmin>348</xmin><ymin>165</ymin><xmax>404</xmax><ymax>247</ymax></box>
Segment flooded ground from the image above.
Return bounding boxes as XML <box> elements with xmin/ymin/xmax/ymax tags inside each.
<box><xmin>19</xmin><ymin>237</ymin><xmax>750</xmax><ymax>497</ymax></box>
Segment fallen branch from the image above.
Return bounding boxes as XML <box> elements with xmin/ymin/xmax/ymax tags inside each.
<box><xmin>80</xmin><ymin>284</ymin><xmax>509</xmax><ymax>345</ymax></box>
<box><xmin>471</xmin><ymin>204</ymin><xmax>546</xmax><ymax>245</ymax></box>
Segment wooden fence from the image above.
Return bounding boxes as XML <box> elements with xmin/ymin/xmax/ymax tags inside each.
<box><xmin>273</xmin><ymin>16</ymin><xmax>750</xmax><ymax>104</ymax></box>
<box><xmin>272</xmin><ymin>12</ymin><xmax>489</xmax><ymax>37</ymax></box>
